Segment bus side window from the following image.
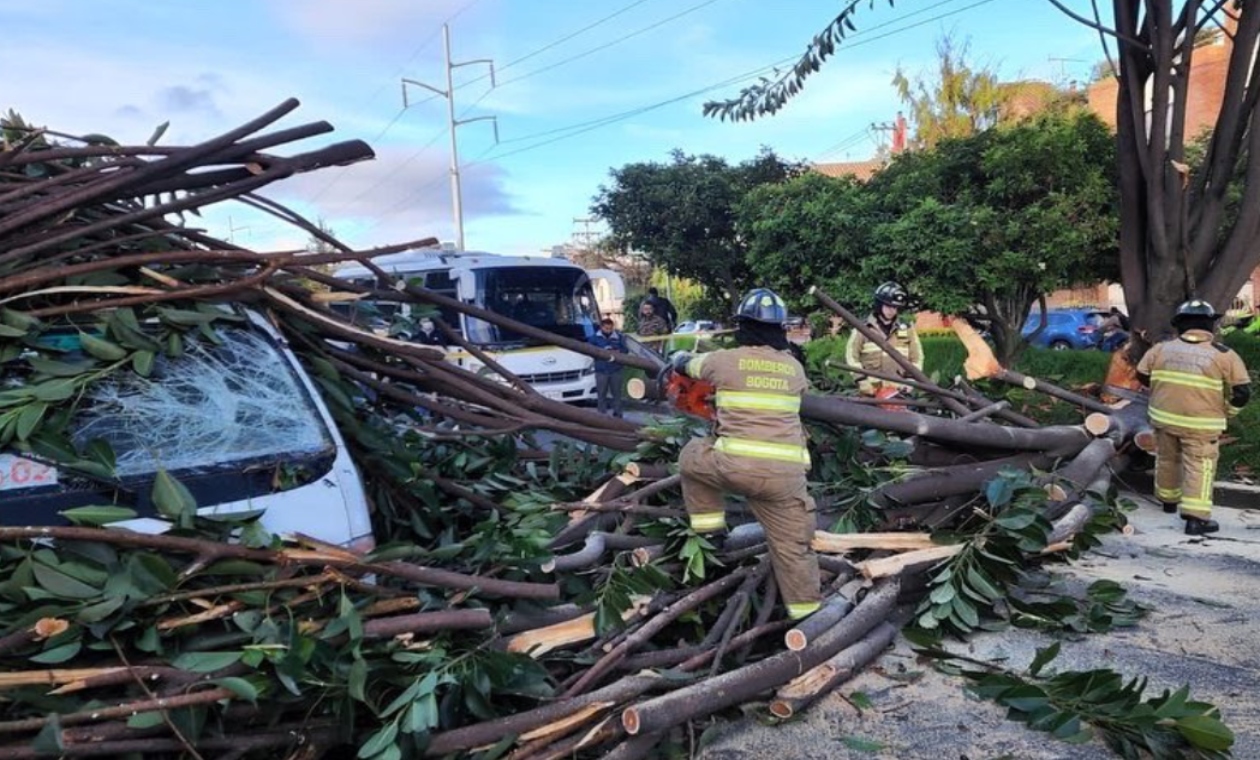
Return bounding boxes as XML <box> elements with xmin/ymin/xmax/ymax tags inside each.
<box><xmin>423</xmin><ymin>272</ymin><xmax>463</xmax><ymax>333</ymax></box>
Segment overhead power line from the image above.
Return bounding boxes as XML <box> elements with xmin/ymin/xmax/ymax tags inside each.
<box><xmin>467</xmin><ymin>0</ymin><xmax>993</xmax><ymax>166</ymax></box>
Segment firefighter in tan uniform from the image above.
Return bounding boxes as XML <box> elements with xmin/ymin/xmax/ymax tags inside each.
<box><xmin>668</xmin><ymin>288</ymin><xmax>821</xmax><ymax>621</ymax></box>
<box><xmin>845</xmin><ymin>281</ymin><xmax>923</xmax><ymax>396</ymax></box>
<box><xmin>1136</xmin><ymin>299</ymin><xmax>1252</xmax><ymax>535</ymax></box>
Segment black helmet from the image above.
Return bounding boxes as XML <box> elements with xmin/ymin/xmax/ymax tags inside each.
<box><xmin>735</xmin><ymin>288</ymin><xmax>788</xmax><ymax>326</ymax></box>
<box><xmin>1172</xmin><ymin>298</ymin><xmax>1220</xmax><ymax>327</ymax></box>
<box><xmin>874</xmin><ymin>281</ymin><xmax>909</xmax><ymax>308</ymax></box>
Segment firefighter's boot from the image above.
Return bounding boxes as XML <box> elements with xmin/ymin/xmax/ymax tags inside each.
<box><xmin>1161</xmin><ymin>501</ymin><xmax>1178</xmax><ymax>514</ymax></box>
<box><xmin>1184</xmin><ymin>517</ymin><xmax>1220</xmax><ymax>536</ymax></box>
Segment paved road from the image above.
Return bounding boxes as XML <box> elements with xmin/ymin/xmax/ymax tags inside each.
<box><xmin>700</xmin><ymin>498</ymin><xmax>1260</xmax><ymax>760</ymax></box>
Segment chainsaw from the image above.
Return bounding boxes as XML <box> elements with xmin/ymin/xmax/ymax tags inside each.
<box><xmin>662</xmin><ymin>366</ymin><xmax>716</xmax><ymax>420</ymax></box>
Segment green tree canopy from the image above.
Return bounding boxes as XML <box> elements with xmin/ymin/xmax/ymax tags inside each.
<box><xmin>705</xmin><ymin>1</ymin><xmax>1260</xmax><ymax>358</ymax></box>
<box><xmin>892</xmin><ymin>35</ymin><xmax>1006</xmax><ymax>150</ymax></box>
<box><xmin>739</xmin><ymin>171</ymin><xmax>871</xmax><ymax>313</ymax></box>
<box><xmin>591</xmin><ymin>148</ymin><xmax>803</xmax><ymax>304</ymax></box>
<box><xmin>738</xmin><ymin>111</ymin><xmax>1120</xmax><ymax>363</ymax></box>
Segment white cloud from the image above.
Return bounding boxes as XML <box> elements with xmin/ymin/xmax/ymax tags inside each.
<box><xmin>270</xmin><ymin>142</ymin><xmax>523</xmax><ymax>248</ymax></box>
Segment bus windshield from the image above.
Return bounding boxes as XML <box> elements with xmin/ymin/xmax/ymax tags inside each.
<box><xmin>466</xmin><ymin>266</ymin><xmax>599</xmax><ymax>345</ymax></box>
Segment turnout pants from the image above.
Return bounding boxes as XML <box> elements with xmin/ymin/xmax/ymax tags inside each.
<box><xmin>680</xmin><ymin>437</ymin><xmax>821</xmax><ymax>619</ymax></box>
<box><xmin>1153</xmin><ymin>428</ymin><xmax>1220</xmax><ymax>519</ymax></box>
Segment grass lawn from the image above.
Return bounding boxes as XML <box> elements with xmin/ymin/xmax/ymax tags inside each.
<box><xmin>804</xmin><ymin>331</ymin><xmax>1259</xmax><ymax>482</ymax></box>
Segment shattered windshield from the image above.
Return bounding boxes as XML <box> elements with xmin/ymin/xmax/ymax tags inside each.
<box><xmin>72</xmin><ymin>327</ymin><xmax>333</xmax><ymax>478</ymax></box>
<box><xmin>465</xmin><ymin>266</ymin><xmax>599</xmax><ymax>345</ymax></box>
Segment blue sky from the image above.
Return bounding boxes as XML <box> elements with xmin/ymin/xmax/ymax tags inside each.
<box><xmin>1</xmin><ymin>0</ymin><xmax>1110</xmax><ymax>256</ymax></box>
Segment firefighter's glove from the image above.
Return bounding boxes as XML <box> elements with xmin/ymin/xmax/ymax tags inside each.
<box><xmin>669</xmin><ymin>351</ymin><xmax>694</xmax><ymax>377</ymax></box>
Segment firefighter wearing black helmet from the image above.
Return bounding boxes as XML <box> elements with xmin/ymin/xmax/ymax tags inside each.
<box><xmin>1137</xmin><ymin>299</ymin><xmax>1252</xmax><ymax>535</ymax></box>
<box><xmin>845</xmin><ymin>281</ymin><xmax>924</xmax><ymax>395</ymax></box>
<box><xmin>666</xmin><ymin>288</ymin><xmax>821</xmax><ymax>621</ymax></box>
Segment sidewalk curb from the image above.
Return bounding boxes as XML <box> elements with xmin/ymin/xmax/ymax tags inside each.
<box><xmin>1122</xmin><ymin>471</ymin><xmax>1260</xmax><ymax>511</ymax></box>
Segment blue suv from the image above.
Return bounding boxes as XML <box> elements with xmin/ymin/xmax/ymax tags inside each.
<box><xmin>1022</xmin><ymin>308</ymin><xmax>1108</xmax><ymax>350</ymax></box>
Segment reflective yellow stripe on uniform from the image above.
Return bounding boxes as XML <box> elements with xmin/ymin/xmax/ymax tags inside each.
<box><xmin>787</xmin><ymin>601</ymin><xmax>821</xmax><ymax>620</ymax></box>
<box><xmin>714</xmin><ymin>436</ymin><xmax>811</xmax><ymax>465</ymax></box>
<box><xmin>1151</xmin><ymin>370</ymin><xmax>1225</xmax><ymax>391</ymax></box>
<box><xmin>689</xmin><ymin>512</ymin><xmax>727</xmax><ymax>532</ymax></box>
<box><xmin>1149</xmin><ymin>407</ymin><xmax>1227</xmax><ymax>431</ymax></box>
<box><xmin>714</xmin><ymin>390</ymin><xmax>801</xmax><ymax>413</ymax></box>
<box><xmin>1155</xmin><ymin>486</ymin><xmax>1183</xmax><ymax>502</ymax></box>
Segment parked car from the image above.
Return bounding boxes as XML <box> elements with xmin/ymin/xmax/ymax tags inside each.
<box><xmin>675</xmin><ymin>320</ymin><xmax>717</xmax><ymax>334</ymax></box>
<box><xmin>1022</xmin><ymin>308</ymin><xmax>1109</xmax><ymax>350</ymax></box>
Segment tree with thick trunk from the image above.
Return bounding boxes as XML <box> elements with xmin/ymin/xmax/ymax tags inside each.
<box><xmin>704</xmin><ymin>1</ymin><xmax>1260</xmax><ymax>361</ymax></box>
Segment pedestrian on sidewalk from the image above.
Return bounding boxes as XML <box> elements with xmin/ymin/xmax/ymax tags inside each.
<box><xmin>1137</xmin><ymin>299</ymin><xmax>1252</xmax><ymax>535</ymax></box>
<box><xmin>637</xmin><ymin>302</ymin><xmax>671</xmax><ymax>356</ymax></box>
<box><xmin>645</xmin><ymin>286</ymin><xmax>678</xmax><ymax>332</ymax></box>
<box><xmin>588</xmin><ymin>317</ymin><xmax>627</xmax><ymax>417</ymax></box>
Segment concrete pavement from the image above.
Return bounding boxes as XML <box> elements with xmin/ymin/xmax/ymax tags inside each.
<box><xmin>699</xmin><ymin>497</ymin><xmax>1260</xmax><ymax>760</ymax></box>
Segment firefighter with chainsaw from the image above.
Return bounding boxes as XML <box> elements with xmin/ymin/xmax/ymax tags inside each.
<box><xmin>663</xmin><ymin>288</ymin><xmax>821</xmax><ymax>621</ymax></box>
<box><xmin>1136</xmin><ymin>299</ymin><xmax>1251</xmax><ymax>535</ymax></box>
<box><xmin>845</xmin><ymin>281</ymin><xmax>923</xmax><ymax>406</ymax></box>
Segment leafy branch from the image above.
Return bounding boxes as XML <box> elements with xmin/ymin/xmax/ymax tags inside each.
<box><xmin>702</xmin><ymin>0</ymin><xmax>895</xmax><ymax>122</ymax></box>
<box><xmin>915</xmin><ymin>641</ymin><xmax>1235</xmax><ymax>759</ymax></box>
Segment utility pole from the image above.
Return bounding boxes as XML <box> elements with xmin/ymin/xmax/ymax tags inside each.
<box><xmin>572</xmin><ymin>216</ymin><xmax>599</xmax><ymax>251</ymax></box>
<box><xmin>402</xmin><ymin>23</ymin><xmax>497</xmax><ymax>251</ymax></box>
<box><xmin>226</xmin><ymin>215</ymin><xmax>250</xmax><ymax>244</ymax></box>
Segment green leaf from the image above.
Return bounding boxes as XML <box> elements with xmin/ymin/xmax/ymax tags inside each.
<box><xmin>172</xmin><ymin>651</ymin><xmax>242</xmax><ymax>673</ymax></box>
<box><xmin>147</xmin><ymin>120</ymin><xmax>170</xmax><ymax>146</ymax></box>
<box><xmin>0</xmin><ymin>323</ymin><xmax>27</xmax><ymax>338</ymax></box>
<box><xmin>997</xmin><ymin>684</ymin><xmax>1050</xmax><ymax>713</ymax></box>
<box><xmin>348</xmin><ymin>657</ymin><xmax>368</xmax><ymax>702</ymax></box>
<box><xmin>985</xmin><ymin>475</ymin><xmax>1017</xmax><ymax>508</ymax></box>
<box><xmin>30</xmin><ymin>378</ymin><xmax>78</xmax><ymax>402</ymax></box>
<box><xmin>994</xmin><ymin>509</ymin><xmax>1038</xmax><ymax>531</ymax></box>
<box><xmin>31</xmin><ymin>562</ymin><xmax>101</xmax><ymax>599</ymax></box>
<box><xmin>152</xmin><ymin>470</ymin><xmax>197</xmax><ymax>520</ymax></box>
<box><xmin>211</xmin><ymin>676</ymin><xmax>259</xmax><ymax>702</ymax></box>
<box><xmin>31</xmin><ymin>716</ymin><xmax>64</xmax><ymax>754</ymax></box>
<box><xmin>839</xmin><ymin>735</ymin><xmax>885</xmax><ymax>752</ymax></box>
<box><xmin>126</xmin><ymin>712</ymin><xmax>166</xmax><ymax>729</ymax></box>
<box><xmin>78</xmin><ymin>332</ymin><xmax>128</xmax><ymax>361</ymax></box>
<box><xmin>357</xmin><ymin>721</ymin><xmax>399</xmax><ymax>758</ymax></box>
<box><xmin>132</xmin><ymin>350</ymin><xmax>156</xmax><ymax>377</ymax></box>
<box><xmin>848</xmin><ymin>691</ymin><xmax>874</xmax><ymax>710</ymax></box>
<box><xmin>31</xmin><ymin>641</ymin><xmax>82</xmax><ymax>664</ymax></box>
<box><xmin>965</xmin><ymin>566</ymin><xmax>1005</xmax><ymax>602</ymax></box>
<box><xmin>1</xmin><ymin>308</ymin><xmax>40</xmax><ymax>332</ymax></box>
<box><xmin>1175</xmin><ymin>714</ymin><xmax>1234</xmax><ymax>751</ymax></box>
<box><xmin>76</xmin><ymin>596</ymin><xmax>125</xmax><ymax>624</ymax></box>
<box><xmin>15</xmin><ymin>402</ymin><xmax>47</xmax><ymax>441</ymax></box>
<box><xmin>929</xmin><ymin>583</ymin><xmax>956</xmax><ymax>606</ymax></box>
<box><xmin>158</xmin><ymin>308</ymin><xmax>219</xmax><ymax>327</ymax></box>
<box><xmin>59</xmin><ymin>506</ymin><xmax>137</xmax><ymax>526</ymax></box>
<box><xmin>1029</xmin><ymin>642</ymin><xmax>1060</xmax><ymax>677</ymax></box>
<box><xmin>27</xmin><ymin>356</ymin><xmax>96</xmax><ymax>377</ymax></box>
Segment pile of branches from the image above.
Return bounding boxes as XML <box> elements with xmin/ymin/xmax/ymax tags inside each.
<box><xmin>0</xmin><ymin>103</ymin><xmax>1232</xmax><ymax>759</ymax></box>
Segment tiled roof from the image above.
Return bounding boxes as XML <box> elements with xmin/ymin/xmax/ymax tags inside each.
<box><xmin>811</xmin><ymin>159</ymin><xmax>885</xmax><ymax>182</ymax></box>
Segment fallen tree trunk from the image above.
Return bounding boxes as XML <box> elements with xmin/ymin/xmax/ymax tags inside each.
<box><xmin>769</xmin><ymin>620</ymin><xmax>899</xmax><ymax>719</ymax></box>
<box><xmin>873</xmin><ymin>453</ymin><xmax>1056</xmax><ymax>507</ymax></box>
<box><xmin>800</xmin><ymin>395</ymin><xmax>1092</xmax><ymax>454</ymax></box>
<box><xmin>620</xmin><ymin>578</ymin><xmax>901</xmax><ymax>737</ymax></box>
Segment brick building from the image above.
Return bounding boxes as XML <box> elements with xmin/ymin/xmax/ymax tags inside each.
<box><xmin>1078</xmin><ymin>10</ymin><xmax>1259</xmax><ymax>314</ymax></box>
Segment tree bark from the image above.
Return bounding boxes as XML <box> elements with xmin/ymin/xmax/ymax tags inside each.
<box><xmin>620</xmin><ymin>578</ymin><xmax>900</xmax><ymax>737</ymax></box>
